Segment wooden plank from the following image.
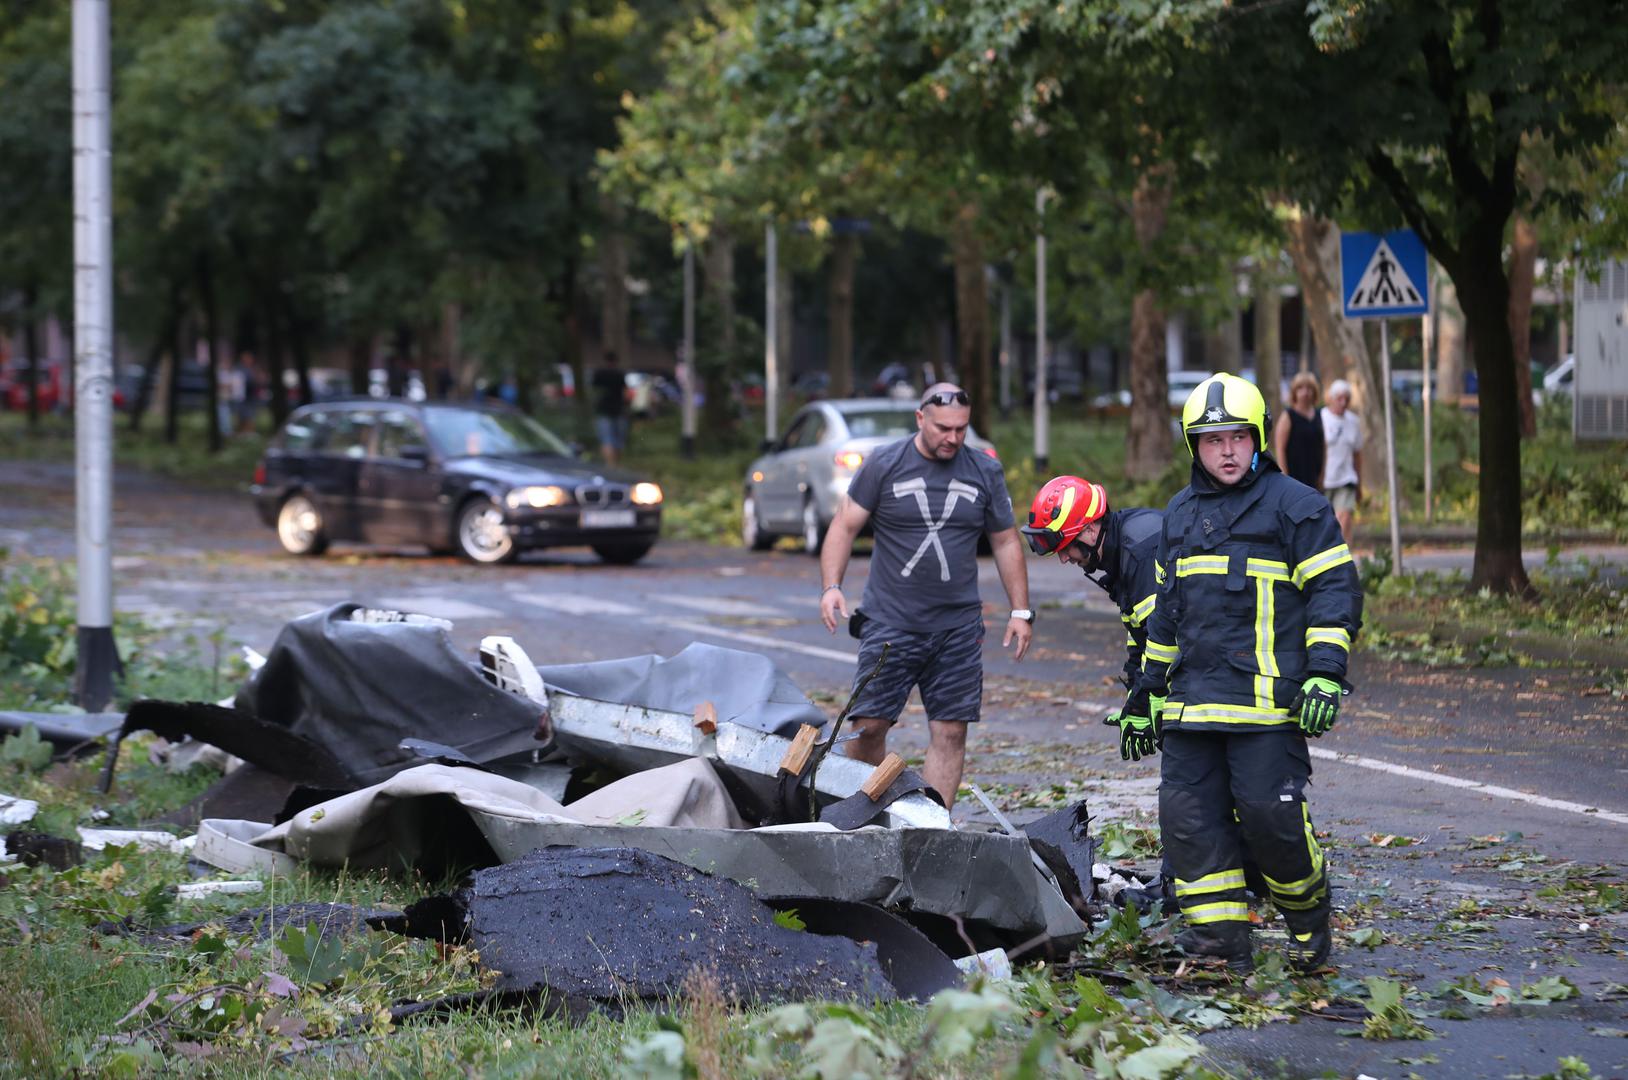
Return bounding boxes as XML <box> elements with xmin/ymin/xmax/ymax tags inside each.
<box><xmin>778</xmin><ymin>723</ymin><xmax>820</xmax><ymax>776</ymax></box>
<box><xmin>861</xmin><ymin>753</ymin><xmax>906</xmax><ymax>801</ymax></box>
<box><xmin>692</xmin><ymin>701</ymin><xmax>718</xmax><ymax>735</ymax></box>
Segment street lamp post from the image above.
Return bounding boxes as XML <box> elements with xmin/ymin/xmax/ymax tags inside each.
<box><xmin>72</xmin><ymin>0</ymin><xmax>119</xmax><ymax>709</ymax></box>
<box><xmin>764</xmin><ymin>222</ymin><xmax>779</xmax><ymax>444</ymax></box>
<box><xmin>681</xmin><ymin>236</ymin><xmax>696</xmax><ymax>460</ymax></box>
<box><xmin>1034</xmin><ymin>187</ymin><xmax>1050</xmax><ymax>473</ymax></box>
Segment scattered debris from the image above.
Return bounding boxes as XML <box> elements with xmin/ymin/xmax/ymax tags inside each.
<box><xmin>175</xmin><ymin>880</ymin><xmax>263</xmax><ymax>900</ymax></box>
<box><xmin>402</xmin><ymin>846</ymin><xmax>899</xmax><ymax>1010</ymax></box>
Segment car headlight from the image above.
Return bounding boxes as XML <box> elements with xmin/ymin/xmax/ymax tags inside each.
<box><xmin>631</xmin><ymin>482</ymin><xmax>663</xmax><ymax>506</ymax></box>
<box><xmin>506</xmin><ymin>485</ymin><xmax>569</xmax><ymax>509</ymax></box>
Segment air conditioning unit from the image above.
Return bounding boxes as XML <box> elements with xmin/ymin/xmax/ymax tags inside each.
<box><xmin>1573</xmin><ymin>260</ymin><xmax>1628</xmax><ymax>440</ymax></box>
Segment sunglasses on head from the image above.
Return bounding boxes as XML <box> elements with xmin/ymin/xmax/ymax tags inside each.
<box><xmin>920</xmin><ymin>390</ymin><xmax>970</xmax><ymax>408</ymax></box>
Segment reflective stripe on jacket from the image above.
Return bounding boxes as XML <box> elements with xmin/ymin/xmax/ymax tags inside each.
<box><xmin>1141</xmin><ymin>456</ymin><xmax>1363</xmax><ymax>732</ymax></box>
<box><xmin>1099</xmin><ymin>508</ymin><xmax>1163</xmax><ymax>689</ymax></box>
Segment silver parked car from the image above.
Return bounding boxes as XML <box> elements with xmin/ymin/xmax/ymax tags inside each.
<box><xmin>741</xmin><ymin>398</ymin><xmax>998</xmax><ymax>554</ymax></box>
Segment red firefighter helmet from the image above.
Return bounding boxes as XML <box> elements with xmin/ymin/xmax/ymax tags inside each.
<box><xmin>1022</xmin><ymin>476</ymin><xmax>1109</xmax><ymax>558</ymax></box>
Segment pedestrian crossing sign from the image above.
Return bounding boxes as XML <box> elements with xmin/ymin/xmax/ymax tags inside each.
<box><xmin>1340</xmin><ymin>229</ymin><xmax>1430</xmax><ymax>319</ymax></box>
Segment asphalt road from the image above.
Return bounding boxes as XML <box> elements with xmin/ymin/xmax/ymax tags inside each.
<box><xmin>4</xmin><ymin>459</ymin><xmax>1626</xmax><ymax>1078</ymax></box>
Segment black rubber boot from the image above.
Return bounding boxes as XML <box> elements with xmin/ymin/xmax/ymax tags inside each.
<box><xmin>1174</xmin><ymin>923</ymin><xmax>1254</xmax><ymax>973</ymax></box>
<box><xmin>1286</xmin><ymin>922</ymin><xmax>1332</xmax><ymax>973</ymax></box>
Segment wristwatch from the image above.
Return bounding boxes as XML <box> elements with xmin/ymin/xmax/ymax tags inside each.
<box><xmin>1010</xmin><ymin>609</ymin><xmax>1035</xmax><ymax>624</ymax></box>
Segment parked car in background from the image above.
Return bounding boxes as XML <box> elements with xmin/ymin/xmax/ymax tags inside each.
<box><xmin>251</xmin><ymin>400</ymin><xmax>662</xmax><ymax>565</ymax></box>
<box><xmin>1167</xmin><ymin>369</ymin><xmax>1209</xmax><ymax>409</ymax></box>
<box><xmin>741</xmin><ymin>398</ymin><xmax>998</xmax><ymax>555</ymax></box>
<box><xmin>0</xmin><ymin>359</ymin><xmax>64</xmax><ymax>411</ymax></box>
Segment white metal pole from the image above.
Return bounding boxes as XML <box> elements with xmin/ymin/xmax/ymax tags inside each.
<box><xmin>1422</xmin><ymin>264</ymin><xmax>1434</xmax><ymax>525</ymax></box>
<box><xmin>72</xmin><ymin>0</ymin><xmax>118</xmax><ymax>709</ymax></box>
<box><xmin>1033</xmin><ymin>188</ymin><xmax>1050</xmax><ymax>471</ymax></box>
<box><xmin>1379</xmin><ymin>319</ymin><xmax>1403</xmax><ymax>573</ymax></box>
<box><xmin>681</xmin><ymin>238</ymin><xmax>696</xmax><ymax>459</ymax></box>
<box><xmin>764</xmin><ymin>222</ymin><xmax>779</xmax><ymax>444</ymax></box>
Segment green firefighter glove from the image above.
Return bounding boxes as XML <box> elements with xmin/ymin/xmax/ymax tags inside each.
<box><xmin>1292</xmin><ymin>676</ymin><xmax>1343</xmax><ymax>737</ymax></box>
<box><xmin>1114</xmin><ymin>687</ymin><xmax>1160</xmax><ymax>761</ymax></box>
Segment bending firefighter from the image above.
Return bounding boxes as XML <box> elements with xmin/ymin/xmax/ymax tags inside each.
<box><xmin>1021</xmin><ymin>476</ymin><xmax>1162</xmax><ymax>759</ymax></box>
<box><xmin>1122</xmin><ymin>372</ymin><xmax>1363</xmax><ymax>973</ymax></box>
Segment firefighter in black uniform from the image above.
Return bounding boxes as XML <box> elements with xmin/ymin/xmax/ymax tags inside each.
<box><xmin>1120</xmin><ymin>372</ymin><xmax>1363</xmax><ymax>973</ymax></box>
<box><xmin>1021</xmin><ymin>475</ymin><xmax>1163</xmax><ymax>758</ymax></box>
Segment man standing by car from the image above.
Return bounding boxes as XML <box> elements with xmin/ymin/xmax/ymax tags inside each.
<box><xmin>592</xmin><ymin>350</ymin><xmax>629</xmax><ymax>465</ymax></box>
<box><xmin>818</xmin><ymin>384</ymin><xmax>1032</xmax><ymax>809</ymax></box>
<box><xmin>1121</xmin><ymin>372</ymin><xmax>1362</xmax><ymax>973</ymax></box>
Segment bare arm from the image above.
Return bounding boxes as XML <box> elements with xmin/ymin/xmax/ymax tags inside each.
<box><xmin>818</xmin><ymin>496</ymin><xmax>871</xmax><ymax>632</ymax></box>
<box><xmin>989</xmin><ymin>526</ymin><xmax>1033</xmax><ymax>661</ymax></box>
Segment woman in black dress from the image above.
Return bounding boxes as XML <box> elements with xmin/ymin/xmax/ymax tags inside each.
<box><xmin>1271</xmin><ymin>371</ymin><xmax>1326</xmax><ymax>490</ymax></box>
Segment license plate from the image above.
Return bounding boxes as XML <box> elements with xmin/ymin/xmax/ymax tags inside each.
<box><xmin>581</xmin><ymin>508</ymin><xmax>636</xmax><ymax>529</ymax></box>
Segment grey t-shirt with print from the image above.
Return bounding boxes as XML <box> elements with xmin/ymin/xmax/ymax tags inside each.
<box><xmin>847</xmin><ymin>437</ymin><xmax>1014</xmax><ymax>632</ymax></box>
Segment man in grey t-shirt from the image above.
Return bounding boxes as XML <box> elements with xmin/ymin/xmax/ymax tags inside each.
<box><xmin>818</xmin><ymin>384</ymin><xmax>1033</xmax><ymax>808</ymax></box>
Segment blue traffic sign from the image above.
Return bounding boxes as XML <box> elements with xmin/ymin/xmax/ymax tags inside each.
<box><xmin>1341</xmin><ymin>229</ymin><xmax>1430</xmax><ymax>319</ymax></box>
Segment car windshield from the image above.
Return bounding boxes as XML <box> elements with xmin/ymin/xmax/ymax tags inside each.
<box><xmin>839</xmin><ymin>409</ymin><xmax>916</xmax><ymax>439</ymax></box>
<box><xmin>423</xmin><ymin>408</ymin><xmax>573</xmax><ymax>458</ymax></box>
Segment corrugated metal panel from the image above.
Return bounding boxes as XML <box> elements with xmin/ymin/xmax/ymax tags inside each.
<box><xmin>1577</xmin><ymin>394</ymin><xmax>1628</xmax><ymax>439</ymax></box>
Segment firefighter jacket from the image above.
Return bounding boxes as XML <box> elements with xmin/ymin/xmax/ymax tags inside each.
<box><xmin>1140</xmin><ymin>455</ymin><xmax>1363</xmax><ymax>732</ymax></box>
<box><xmin>1095</xmin><ymin>507</ymin><xmax>1164</xmax><ymax>689</ymax></box>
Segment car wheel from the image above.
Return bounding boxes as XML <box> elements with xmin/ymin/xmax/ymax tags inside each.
<box><xmin>276</xmin><ymin>493</ymin><xmax>329</xmax><ymax>557</ymax></box>
<box><xmin>801</xmin><ymin>498</ymin><xmax>824</xmax><ymax>557</ymax></box>
<box><xmin>456</xmin><ymin>497</ymin><xmax>516</xmax><ymax>564</ymax></box>
<box><xmin>592</xmin><ymin>541</ymin><xmax>654</xmax><ymax>565</ymax></box>
<box><xmin>742</xmin><ymin>493</ymin><xmax>773</xmax><ymax>551</ymax></box>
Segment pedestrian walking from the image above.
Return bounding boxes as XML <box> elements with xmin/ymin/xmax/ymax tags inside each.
<box><xmin>1121</xmin><ymin>372</ymin><xmax>1363</xmax><ymax>973</ymax></box>
<box><xmin>592</xmin><ymin>350</ymin><xmax>629</xmax><ymax>466</ymax></box>
<box><xmin>1320</xmin><ymin>379</ymin><xmax>1364</xmax><ymax>543</ymax></box>
<box><xmin>1272</xmin><ymin>371</ymin><xmax>1326</xmax><ymax>492</ymax></box>
<box><xmin>818</xmin><ymin>383</ymin><xmax>1032</xmax><ymax>809</ymax></box>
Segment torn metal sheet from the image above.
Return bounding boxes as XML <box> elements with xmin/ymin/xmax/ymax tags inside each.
<box><xmin>0</xmin><ymin>794</ymin><xmax>39</xmax><ymax>826</ymax></box>
<box><xmin>469</xmin><ymin>815</ymin><xmax>1087</xmax><ymax>950</ymax></box>
<box><xmin>110</xmin><ymin>603</ymin><xmax>546</xmax><ymax>792</ymax></box>
<box><xmin>761</xmin><ymin>897</ymin><xmax>961</xmax><ymax>1000</ymax></box>
<box><xmin>546</xmin><ymin>693</ymin><xmax>949</xmax><ymax>830</ymax></box>
<box><xmin>1021</xmin><ymin>801</ymin><xmax>1099</xmax><ymax>916</ymax></box>
<box><xmin>0</xmin><ymin>711</ymin><xmax>122</xmax><ymax>750</ymax></box>
<box><xmin>537</xmin><ymin>642</ymin><xmax>826</xmax><ymax>737</ymax></box>
<box><xmin>200</xmin><ymin>758</ymin><xmax>747</xmax><ymax>876</ymax></box>
<box><xmin>452</xmin><ymin>846</ymin><xmax>897</xmax><ymax>1007</ymax></box>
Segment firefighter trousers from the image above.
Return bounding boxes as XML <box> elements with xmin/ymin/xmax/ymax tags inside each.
<box><xmin>1158</xmin><ymin>728</ymin><xmax>1330</xmax><ymax>933</ymax></box>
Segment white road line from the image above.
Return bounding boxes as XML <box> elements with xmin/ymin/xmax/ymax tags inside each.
<box><xmin>653</xmin><ymin>617</ymin><xmax>857</xmax><ymax>664</ymax></box>
<box><xmin>372</xmin><ymin>597</ymin><xmax>502</xmax><ymax>621</ymax></box>
<box><xmin>1309</xmin><ymin>747</ymin><xmax>1628</xmax><ymax>826</ymax></box>
<box><xmin>658</xmin><ymin>595</ymin><xmax>786</xmax><ymax>618</ymax></box>
<box><xmin>512</xmin><ymin>593</ymin><xmax>641</xmax><ymax>618</ymax></box>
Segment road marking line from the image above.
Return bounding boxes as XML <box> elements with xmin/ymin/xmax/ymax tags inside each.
<box><xmin>512</xmin><ymin>593</ymin><xmax>641</xmax><ymax>617</ymax></box>
<box><xmin>658</xmin><ymin>595</ymin><xmax>785</xmax><ymax>618</ymax></box>
<box><xmin>653</xmin><ymin>617</ymin><xmax>857</xmax><ymax>664</ymax></box>
<box><xmin>1309</xmin><ymin>747</ymin><xmax>1628</xmax><ymax>826</ymax></box>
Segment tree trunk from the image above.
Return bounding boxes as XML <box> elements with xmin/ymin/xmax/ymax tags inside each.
<box><xmin>130</xmin><ymin>284</ymin><xmax>181</xmax><ymax>433</ymax></box>
<box><xmin>701</xmin><ymin>227</ymin><xmax>738</xmax><ymax>435</ymax></box>
<box><xmin>599</xmin><ymin>196</ymin><xmax>631</xmax><ymax>369</ymax></box>
<box><xmin>1507</xmin><ymin>215</ymin><xmax>1538</xmax><ymax>438</ymax></box>
<box><xmin>444</xmin><ymin>304</ymin><xmax>473</xmax><ymax>398</ymax></box>
<box><xmin>282</xmin><ymin>291</ymin><xmax>313</xmax><ymax>408</ymax></box>
<box><xmin>1449</xmin><ymin>248</ymin><xmax>1530</xmax><ymax>595</ymax></box>
<box><xmin>163</xmin><ymin>315</ymin><xmax>183</xmax><ymax>445</ymax></box>
<box><xmin>349</xmin><ymin>339</ymin><xmax>372</xmax><ymax>397</ymax></box>
<box><xmin>1435</xmin><ymin>278</ymin><xmax>1465</xmax><ymax>406</ymax></box>
<box><xmin>776</xmin><ymin>254</ymin><xmax>793</xmax><ymax>419</ymax></box>
<box><xmin>264</xmin><ymin>304</ymin><xmax>289</xmax><ymax>430</ymax></box>
<box><xmin>1126</xmin><ymin>168</ymin><xmax>1173</xmax><ymax>480</ymax></box>
<box><xmin>1205</xmin><ymin>296</ymin><xmax>1242</xmax><ymax>374</ymax></box>
<box><xmin>1280</xmin><ymin>207</ymin><xmax>1387</xmax><ymax>492</ymax></box>
<box><xmin>197</xmin><ymin>254</ymin><xmax>223</xmax><ymax>453</ymax></box>
<box><xmin>950</xmin><ymin>205</ymin><xmax>991</xmax><ymax>435</ymax></box>
<box><xmin>22</xmin><ymin>281</ymin><xmax>40</xmax><ymax>429</ymax></box>
<box><xmin>827</xmin><ymin>232</ymin><xmax>858</xmax><ymax>399</ymax></box>
<box><xmin>1253</xmin><ymin>268</ymin><xmax>1283</xmax><ymax>409</ymax></box>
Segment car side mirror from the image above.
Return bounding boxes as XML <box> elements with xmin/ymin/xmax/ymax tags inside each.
<box><xmin>400</xmin><ymin>444</ymin><xmax>430</xmax><ymax>463</ymax></box>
